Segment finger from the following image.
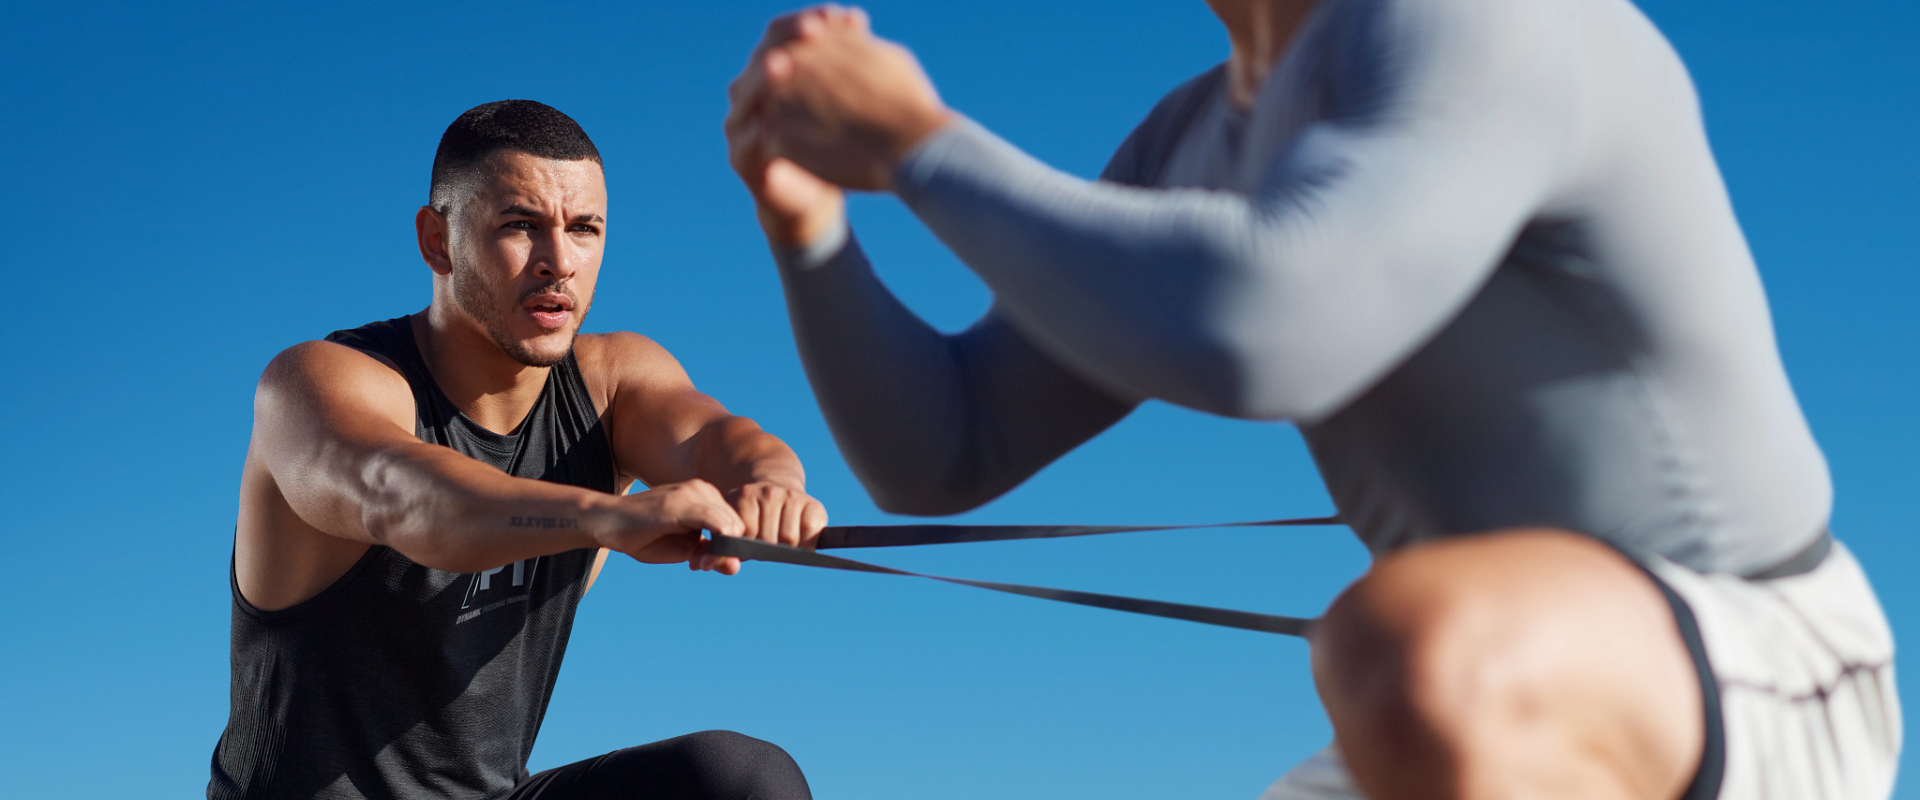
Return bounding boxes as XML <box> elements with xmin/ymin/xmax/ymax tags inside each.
<box><xmin>711</xmin><ymin>502</ymin><xmax>746</xmax><ymax>539</ymax></box>
<box><xmin>799</xmin><ymin>500</ymin><xmax>827</xmax><ymax>549</ymax></box>
<box><xmin>735</xmin><ymin>490</ymin><xmax>762</xmax><ymax>541</ymax></box>
<box><xmin>680</xmin><ymin>480</ymin><xmax>745</xmax><ymax>534</ymax></box>
<box><xmin>727</xmin><ymin>56</ymin><xmax>773</xmax><ymax>126</ymax></box>
<box><xmin>645</xmin><ymin>530</ymin><xmax>701</xmax><ymax>566</ymax></box>
<box><xmin>758</xmin><ymin>6</ymin><xmax>833</xmax><ymax>51</ymax></box>
<box><xmin>795</xmin><ymin>11</ymin><xmax>824</xmax><ymax>39</ymax></box>
<box><xmin>715</xmin><ymin>555</ymin><xmax>742</xmax><ymax>576</ymax></box>
<box><xmin>778</xmin><ymin>496</ymin><xmax>805</xmax><ymax>547</ymax></box>
<box><xmin>764</xmin><ymin>48</ymin><xmax>794</xmax><ymax>85</ymax></box>
<box><xmin>727</xmin><ymin>123</ymin><xmax>769</xmax><ymax>187</ymax></box>
<box><xmin>689</xmin><ymin>496</ymin><xmax>745</xmax><ymax>540</ymax></box>
<box><xmin>728</xmin><ymin>116</ymin><xmax>770</xmax><ymax>169</ymax></box>
<box><xmin>725</xmin><ymin>88</ymin><xmax>763</xmax><ymax>137</ymax></box>
<box><xmin>759</xmin><ymin>494</ymin><xmax>784</xmax><ymax>544</ymax></box>
<box><xmin>760</xmin><ymin>11</ymin><xmax>805</xmax><ymax>47</ymax></box>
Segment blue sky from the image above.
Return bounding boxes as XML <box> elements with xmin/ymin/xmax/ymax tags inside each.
<box><xmin>2</xmin><ymin>0</ymin><xmax>1915</xmax><ymax>797</ymax></box>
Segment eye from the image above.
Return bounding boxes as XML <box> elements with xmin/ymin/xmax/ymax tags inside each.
<box><xmin>569</xmin><ymin>224</ymin><xmax>602</xmax><ymax>237</ymax></box>
<box><xmin>504</xmin><ymin>220</ymin><xmax>536</xmax><ymax>231</ymax></box>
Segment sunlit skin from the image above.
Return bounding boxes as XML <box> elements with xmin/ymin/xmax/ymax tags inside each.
<box><xmin>723</xmin><ymin>5</ymin><xmax>1703</xmax><ymax>799</ymax></box>
<box><xmin>415</xmin><ymin>152</ymin><xmax>609</xmax><ymax>432</ymax></box>
<box><xmin>234</xmin><ymin>147</ymin><xmax>828</xmax><ymax>617</ymax></box>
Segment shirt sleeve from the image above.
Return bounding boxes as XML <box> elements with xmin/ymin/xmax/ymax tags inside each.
<box><xmin>892</xmin><ymin>0</ymin><xmax>1579</xmax><ymax>422</ymax></box>
<box><xmin>774</xmin><ymin>224</ymin><xmax>1135</xmax><ymax>516</ymax></box>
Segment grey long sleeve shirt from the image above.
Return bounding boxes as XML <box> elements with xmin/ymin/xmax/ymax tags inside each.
<box><xmin>775</xmin><ymin>0</ymin><xmax>1829</xmax><ymax>575</ymax></box>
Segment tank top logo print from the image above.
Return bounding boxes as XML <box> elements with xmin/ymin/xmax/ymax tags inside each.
<box><xmin>456</xmin><ymin>557</ymin><xmax>541</xmax><ymax>624</ymax></box>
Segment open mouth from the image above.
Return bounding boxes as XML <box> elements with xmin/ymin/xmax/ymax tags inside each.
<box><xmin>524</xmin><ymin>293</ymin><xmax>575</xmax><ymax>331</ymax></box>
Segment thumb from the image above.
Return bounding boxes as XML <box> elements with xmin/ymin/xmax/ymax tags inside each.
<box><xmin>764</xmin><ymin>48</ymin><xmax>795</xmax><ymax>85</ymax></box>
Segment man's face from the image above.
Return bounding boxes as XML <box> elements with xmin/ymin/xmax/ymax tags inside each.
<box><xmin>444</xmin><ymin>151</ymin><xmax>607</xmax><ymax>367</ymax></box>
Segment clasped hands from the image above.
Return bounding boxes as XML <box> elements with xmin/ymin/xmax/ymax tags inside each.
<box><xmin>725</xmin><ymin>4</ymin><xmax>956</xmax><ymax>246</ymax></box>
<box><xmin>670</xmin><ymin>6</ymin><xmax>946</xmax><ymax>574</ymax></box>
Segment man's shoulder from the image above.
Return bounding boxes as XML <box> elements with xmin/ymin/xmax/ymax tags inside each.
<box><xmin>258</xmin><ymin>338</ymin><xmax>414</xmax><ymax>420</ymax></box>
<box><xmin>572</xmin><ymin>331</ymin><xmax>692</xmax><ymax>395</ymax></box>
<box><xmin>573</xmin><ymin>331</ymin><xmax>678</xmax><ymax>372</ymax></box>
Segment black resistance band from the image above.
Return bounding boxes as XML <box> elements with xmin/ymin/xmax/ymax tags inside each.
<box><xmin>704</xmin><ymin>516</ymin><xmax>1342</xmax><ymax>637</ymax></box>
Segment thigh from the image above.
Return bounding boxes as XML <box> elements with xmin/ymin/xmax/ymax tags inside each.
<box><xmin>508</xmin><ymin>730</ymin><xmax>811</xmax><ymax>800</ymax></box>
<box><xmin>1310</xmin><ymin>529</ymin><xmax>1707</xmax><ymax>800</ymax></box>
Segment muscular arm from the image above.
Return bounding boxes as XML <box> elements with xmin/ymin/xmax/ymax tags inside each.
<box><xmin>888</xmin><ymin>0</ymin><xmax>1577</xmax><ymax>422</ymax></box>
<box><xmin>588</xmin><ymin>332</ymin><xmax>825</xmax><ymax>546</ymax></box>
<box><xmin>249</xmin><ymin>341</ymin><xmax>740</xmax><ymax>576</ymax></box>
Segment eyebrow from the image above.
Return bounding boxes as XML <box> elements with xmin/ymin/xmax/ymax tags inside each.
<box><xmin>499</xmin><ymin>205</ymin><xmax>605</xmax><ymax>224</ymax></box>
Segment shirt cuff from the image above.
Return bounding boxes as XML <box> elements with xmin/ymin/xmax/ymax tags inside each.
<box><xmin>892</xmin><ymin>116</ymin><xmax>1001</xmax><ymax>211</ymax></box>
<box><xmin>768</xmin><ymin>216</ymin><xmax>853</xmax><ymax>274</ymax></box>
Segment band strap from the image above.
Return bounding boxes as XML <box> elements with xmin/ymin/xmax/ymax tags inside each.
<box><xmin>712</xmin><ymin>518</ymin><xmax>1833</xmax><ymax>638</ymax></box>
<box><xmin>818</xmin><ymin>516</ymin><xmax>1342</xmax><ymax>549</ymax></box>
<box><xmin>707</xmin><ymin>517</ymin><xmax>1340</xmax><ymax>637</ymax></box>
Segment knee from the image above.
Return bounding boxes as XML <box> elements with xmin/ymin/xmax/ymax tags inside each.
<box><xmin>1308</xmin><ymin>530</ymin><xmax>1701</xmax><ymax>798</ymax></box>
<box><xmin>1307</xmin><ymin>531</ymin><xmax>1632</xmax><ymax>767</ymax></box>
<box><xmin>1311</xmin><ymin>553</ymin><xmax>1521</xmax><ymax>761</ymax></box>
<box><xmin>672</xmin><ymin>730</ymin><xmax>812</xmax><ymax>800</ymax></box>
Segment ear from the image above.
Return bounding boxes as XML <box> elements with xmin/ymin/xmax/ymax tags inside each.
<box><xmin>416</xmin><ymin>205</ymin><xmax>454</xmax><ymax>276</ymax></box>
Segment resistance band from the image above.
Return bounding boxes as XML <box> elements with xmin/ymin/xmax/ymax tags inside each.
<box><xmin>705</xmin><ymin>516</ymin><xmax>1342</xmax><ymax>637</ymax></box>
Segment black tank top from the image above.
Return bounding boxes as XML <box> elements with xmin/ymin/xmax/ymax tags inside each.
<box><xmin>210</xmin><ymin>316</ymin><xmax>617</xmax><ymax>800</ymax></box>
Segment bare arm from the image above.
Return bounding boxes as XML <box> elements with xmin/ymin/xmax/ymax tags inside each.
<box><xmin>253</xmin><ymin>340</ymin><xmax>744</xmax><ymax>575</ymax></box>
<box><xmin>588</xmin><ymin>332</ymin><xmax>827</xmax><ymax>563</ymax></box>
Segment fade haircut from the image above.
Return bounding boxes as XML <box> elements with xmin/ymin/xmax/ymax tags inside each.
<box><xmin>428</xmin><ymin>99</ymin><xmax>602</xmax><ymax>212</ymax></box>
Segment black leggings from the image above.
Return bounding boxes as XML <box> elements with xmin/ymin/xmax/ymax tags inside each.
<box><xmin>507</xmin><ymin>731</ymin><xmax>812</xmax><ymax>800</ymax></box>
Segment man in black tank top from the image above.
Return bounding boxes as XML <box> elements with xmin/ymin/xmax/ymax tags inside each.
<box><xmin>213</xmin><ymin>100</ymin><xmax>821</xmax><ymax>800</ymax></box>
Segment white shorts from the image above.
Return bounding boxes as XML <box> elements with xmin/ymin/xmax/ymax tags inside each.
<box><xmin>1257</xmin><ymin>540</ymin><xmax>1902</xmax><ymax>800</ymax></box>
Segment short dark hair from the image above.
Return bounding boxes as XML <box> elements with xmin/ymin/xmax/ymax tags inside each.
<box><xmin>428</xmin><ymin>99</ymin><xmax>602</xmax><ymax>210</ymax></box>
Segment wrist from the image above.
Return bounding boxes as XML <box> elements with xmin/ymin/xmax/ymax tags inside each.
<box><xmin>577</xmin><ymin>491</ymin><xmax>630</xmax><ymax>550</ymax></box>
<box><xmin>881</xmin><ymin>105</ymin><xmax>957</xmax><ymax>189</ymax></box>
<box><xmin>756</xmin><ymin>198</ymin><xmax>846</xmax><ymax>248</ymax></box>
<box><xmin>743</xmin><ymin>457</ymin><xmax>808</xmax><ymax>494</ymax></box>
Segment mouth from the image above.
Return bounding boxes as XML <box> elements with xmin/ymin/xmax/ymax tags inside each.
<box><xmin>523</xmin><ymin>292</ymin><xmax>576</xmax><ymax>331</ymax></box>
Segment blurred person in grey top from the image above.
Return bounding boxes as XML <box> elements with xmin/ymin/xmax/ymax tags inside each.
<box><xmin>724</xmin><ymin>2</ymin><xmax>1899</xmax><ymax>799</ymax></box>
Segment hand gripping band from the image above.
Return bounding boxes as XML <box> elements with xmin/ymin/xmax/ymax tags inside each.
<box><xmin>705</xmin><ymin>517</ymin><xmax>1342</xmax><ymax>637</ymax></box>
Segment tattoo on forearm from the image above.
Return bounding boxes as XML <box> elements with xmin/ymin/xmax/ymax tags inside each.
<box><xmin>509</xmin><ymin>516</ymin><xmax>578</xmax><ymax>529</ymax></box>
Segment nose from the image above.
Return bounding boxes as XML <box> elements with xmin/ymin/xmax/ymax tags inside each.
<box><xmin>531</xmin><ymin>225</ymin><xmax>580</xmax><ymax>283</ymax></box>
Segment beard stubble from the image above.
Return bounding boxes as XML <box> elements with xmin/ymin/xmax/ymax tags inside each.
<box><xmin>451</xmin><ymin>262</ymin><xmax>586</xmax><ymax>368</ymax></box>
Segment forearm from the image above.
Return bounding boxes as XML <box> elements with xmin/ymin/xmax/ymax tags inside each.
<box><xmin>355</xmin><ymin>440</ymin><xmax>614</xmax><ymax>573</ymax></box>
<box><xmin>691</xmin><ymin>415</ymin><xmax>806</xmax><ymax>493</ymax></box>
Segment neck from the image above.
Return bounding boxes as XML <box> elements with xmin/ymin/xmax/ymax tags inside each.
<box><xmin>1208</xmin><ymin>0</ymin><xmax>1319</xmax><ymax>110</ymax></box>
<box><xmin>414</xmin><ymin>298</ymin><xmax>553</xmax><ymax>435</ymax></box>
